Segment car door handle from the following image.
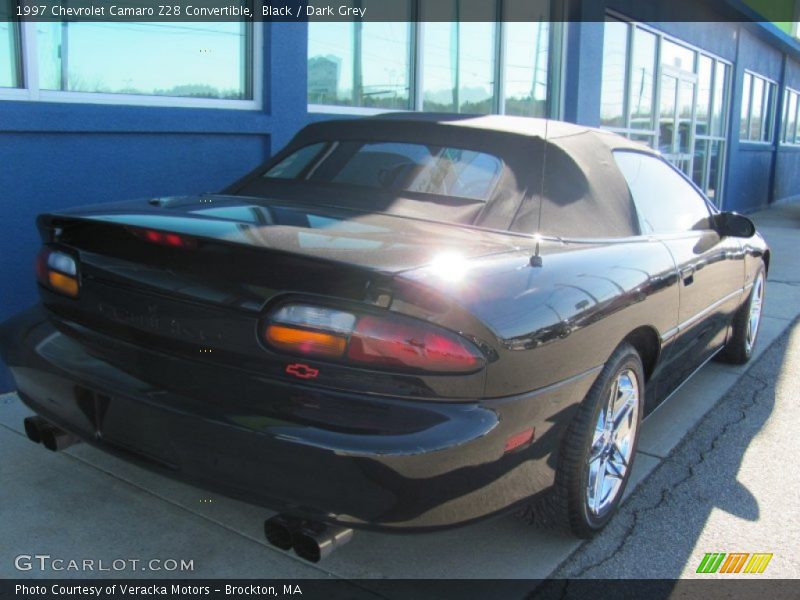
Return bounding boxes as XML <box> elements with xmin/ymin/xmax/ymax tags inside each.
<box><xmin>681</xmin><ymin>266</ymin><xmax>695</xmax><ymax>285</ymax></box>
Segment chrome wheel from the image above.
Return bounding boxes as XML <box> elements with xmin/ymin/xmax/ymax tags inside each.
<box><xmin>586</xmin><ymin>368</ymin><xmax>640</xmax><ymax>516</ymax></box>
<box><xmin>745</xmin><ymin>272</ymin><xmax>765</xmax><ymax>355</ymax></box>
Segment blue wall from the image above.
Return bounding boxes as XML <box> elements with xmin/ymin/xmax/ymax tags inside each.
<box><xmin>723</xmin><ymin>26</ymin><xmax>784</xmax><ymax>213</ymax></box>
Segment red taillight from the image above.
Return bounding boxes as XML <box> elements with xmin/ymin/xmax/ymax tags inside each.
<box><xmin>347</xmin><ymin>315</ymin><xmax>481</xmax><ymax>373</ymax></box>
<box><xmin>132</xmin><ymin>228</ymin><xmax>195</xmax><ymax>249</ymax></box>
<box><xmin>264</xmin><ymin>303</ymin><xmax>485</xmax><ymax>374</ymax></box>
<box><xmin>164</xmin><ymin>233</ymin><xmax>184</xmax><ymax>247</ymax></box>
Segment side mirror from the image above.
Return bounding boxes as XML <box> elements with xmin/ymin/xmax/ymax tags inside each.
<box><xmin>712</xmin><ymin>212</ymin><xmax>756</xmax><ymax>238</ymax></box>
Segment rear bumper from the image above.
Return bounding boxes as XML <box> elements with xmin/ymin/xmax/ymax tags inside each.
<box><xmin>0</xmin><ymin>306</ymin><xmax>596</xmax><ymax>532</ymax></box>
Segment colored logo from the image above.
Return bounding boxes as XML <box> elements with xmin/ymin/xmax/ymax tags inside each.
<box><xmin>285</xmin><ymin>363</ymin><xmax>319</xmax><ymax>379</ymax></box>
<box><xmin>696</xmin><ymin>553</ymin><xmax>773</xmax><ymax>574</ymax></box>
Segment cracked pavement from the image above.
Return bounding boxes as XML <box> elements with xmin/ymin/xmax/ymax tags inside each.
<box><xmin>551</xmin><ymin>319</ymin><xmax>800</xmax><ymax>579</ymax></box>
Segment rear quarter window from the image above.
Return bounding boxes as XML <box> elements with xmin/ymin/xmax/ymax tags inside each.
<box><xmin>613</xmin><ymin>151</ymin><xmax>712</xmax><ymax>235</ymax></box>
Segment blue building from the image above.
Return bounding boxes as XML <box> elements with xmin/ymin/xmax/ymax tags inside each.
<box><xmin>2</xmin><ymin>2</ymin><xmax>800</xmax><ymax>391</ymax></box>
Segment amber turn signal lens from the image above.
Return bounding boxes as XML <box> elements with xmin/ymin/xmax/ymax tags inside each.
<box><xmin>47</xmin><ymin>271</ymin><xmax>79</xmax><ymax>297</ymax></box>
<box><xmin>265</xmin><ymin>324</ymin><xmax>347</xmax><ymax>358</ymax></box>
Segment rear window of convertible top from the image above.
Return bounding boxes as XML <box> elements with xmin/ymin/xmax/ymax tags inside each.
<box><xmin>263</xmin><ymin>141</ymin><xmax>504</xmax><ymax>202</ymax></box>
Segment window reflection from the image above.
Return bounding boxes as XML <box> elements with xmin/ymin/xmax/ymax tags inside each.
<box><xmin>740</xmin><ymin>73</ymin><xmax>752</xmax><ymax>138</ymax></box>
<box><xmin>307</xmin><ymin>0</ymin><xmax>557</xmax><ymax>116</ymax></box>
<box><xmin>711</xmin><ymin>62</ymin><xmax>728</xmax><ymax>137</ymax></box>
<box><xmin>307</xmin><ymin>21</ymin><xmax>355</xmax><ymax>105</ymax></box>
<box><xmin>0</xmin><ymin>21</ymin><xmax>20</xmax><ymax>88</ymax></box>
<box><xmin>661</xmin><ymin>39</ymin><xmax>695</xmax><ymax>71</ymax></box>
<box><xmin>707</xmin><ymin>140</ymin><xmax>722</xmax><ymax>202</ymax></box>
<box><xmin>600</xmin><ymin>20</ymin><xmax>731</xmax><ymax>204</ymax></box>
<box><xmin>332</xmin><ymin>142</ymin><xmax>503</xmax><ymax>200</ymax></box>
<box><xmin>740</xmin><ymin>71</ymin><xmax>776</xmax><ymax>143</ymax></box>
<box><xmin>503</xmin><ymin>0</ymin><xmax>550</xmax><ymax>117</ymax></box>
<box><xmin>600</xmin><ymin>19</ymin><xmax>628</xmax><ymax>127</ymax></box>
<box><xmin>783</xmin><ymin>89</ymin><xmax>799</xmax><ymax>145</ymax></box>
<box><xmin>421</xmin><ymin>0</ymin><xmax>497</xmax><ymax>114</ymax></box>
<box><xmin>749</xmin><ymin>76</ymin><xmax>764</xmax><ymax>140</ymax></box>
<box><xmin>629</xmin><ymin>28</ymin><xmax>656</xmax><ymax>129</ymax></box>
<box><xmin>696</xmin><ymin>55</ymin><xmax>713</xmax><ymax>135</ymax></box>
<box><xmin>307</xmin><ymin>2</ymin><xmax>412</xmax><ymax>109</ymax></box>
<box><xmin>37</xmin><ymin>22</ymin><xmax>250</xmax><ymax>99</ymax></box>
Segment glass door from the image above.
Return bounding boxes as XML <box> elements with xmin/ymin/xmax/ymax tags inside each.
<box><xmin>658</xmin><ymin>66</ymin><xmax>697</xmax><ymax>177</ymax></box>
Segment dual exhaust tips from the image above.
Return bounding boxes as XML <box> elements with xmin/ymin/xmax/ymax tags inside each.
<box><xmin>264</xmin><ymin>514</ymin><xmax>353</xmax><ymax>563</ymax></box>
<box><xmin>24</xmin><ymin>416</ymin><xmax>81</xmax><ymax>452</ymax></box>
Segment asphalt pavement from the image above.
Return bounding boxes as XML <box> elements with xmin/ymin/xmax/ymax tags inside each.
<box><xmin>1</xmin><ymin>202</ymin><xmax>798</xmax><ymax>583</ymax></box>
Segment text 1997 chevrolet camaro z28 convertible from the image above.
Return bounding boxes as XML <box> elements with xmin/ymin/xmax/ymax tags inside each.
<box><xmin>0</xmin><ymin>115</ymin><xmax>768</xmax><ymax>562</ymax></box>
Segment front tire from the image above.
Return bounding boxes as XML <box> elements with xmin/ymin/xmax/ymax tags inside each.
<box><xmin>719</xmin><ymin>266</ymin><xmax>766</xmax><ymax>365</ymax></box>
<box><xmin>543</xmin><ymin>343</ymin><xmax>645</xmax><ymax>537</ymax></box>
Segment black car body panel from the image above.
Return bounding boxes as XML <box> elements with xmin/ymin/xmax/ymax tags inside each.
<box><xmin>0</xmin><ymin>115</ymin><xmax>770</xmax><ymax>531</ymax></box>
<box><xmin>1</xmin><ymin>305</ymin><xmax>597</xmax><ymax>530</ymax></box>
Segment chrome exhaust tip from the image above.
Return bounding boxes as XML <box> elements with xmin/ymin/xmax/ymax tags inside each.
<box><xmin>23</xmin><ymin>416</ymin><xmax>48</xmax><ymax>444</ymax></box>
<box><xmin>291</xmin><ymin>524</ymin><xmax>353</xmax><ymax>563</ymax></box>
<box><xmin>40</xmin><ymin>425</ymin><xmax>80</xmax><ymax>452</ymax></box>
<box><xmin>264</xmin><ymin>515</ymin><xmax>302</xmax><ymax>551</ymax></box>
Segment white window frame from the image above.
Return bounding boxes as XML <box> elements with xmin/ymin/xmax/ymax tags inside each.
<box><xmin>740</xmin><ymin>70</ymin><xmax>778</xmax><ymax>144</ymax></box>
<box><xmin>0</xmin><ymin>21</ymin><xmax>263</xmax><ymax>110</ymax></box>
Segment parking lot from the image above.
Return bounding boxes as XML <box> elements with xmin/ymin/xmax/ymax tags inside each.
<box><xmin>1</xmin><ymin>203</ymin><xmax>799</xmax><ymax>583</ymax></box>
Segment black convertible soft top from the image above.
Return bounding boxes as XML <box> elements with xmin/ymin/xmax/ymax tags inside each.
<box><xmin>235</xmin><ymin>114</ymin><xmax>656</xmax><ymax>239</ymax></box>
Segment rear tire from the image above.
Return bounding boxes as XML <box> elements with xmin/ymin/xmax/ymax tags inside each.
<box><xmin>718</xmin><ymin>265</ymin><xmax>766</xmax><ymax>365</ymax></box>
<box><xmin>521</xmin><ymin>343</ymin><xmax>644</xmax><ymax>538</ymax></box>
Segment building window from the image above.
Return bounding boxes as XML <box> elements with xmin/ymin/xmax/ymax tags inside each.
<box><xmin>1</xmin><ymin>21</ymin><xmax>21</xmax><ymax>88</ymax></box>
<box><xmin>781</xmin><ymin>87</ymin><xmax>799</xmax><ymax>145</ymax></box>
<box><xmin>693</xmin><ymin>56</ymin><xmax>729</xmax><ymax>205</ymax></box>
<box><xmin>503</xmin><ymin>20</ymin><xmax>551</xmax><ymax>116</ymax></box>
<box><xmin>35</xmin><ymin>22</ymin><xmax>251</xmax><ymax>100</ymax></box>
<box><xmin>0</xmin><ymin>18</ymin><xmax>259</xmax><ymax>108</ymax></box>
<box><xmin>740</xmin><ymin>71</ymin><xmax>777</xmax><ymax>143</ymax></box>
<box><xmin>600</xmin><ymin>19</ymin><xmax>628</xmax><ymax>128</ymax></box>
<box><xmin>599</xmin><ymin>17</ymin><xmax>731</xmax><ymax>206</ymax></box>
<box><xmin>307</xmin><ymin>0</ymin><xmax>413</xmax><ymax>109</ymax></box>
<box><xmin>307</xmin><ymin>0</ymin><xmax>560</xmax><ymax>117</ymax></box>
<box><xmin>421</xmin><ymin>17</ymin><xmax>497</xmax><ymax>113</ymax></box>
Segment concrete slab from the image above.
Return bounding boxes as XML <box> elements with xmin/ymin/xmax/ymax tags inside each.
<box><xmin>1</xmin><ymin>396</ymin><xmax>582</xmax><ymax>580</ymax></box>
<box><xmin>638</xmin><ymin>368</ymin><xmax>741</xmax><ymax>458</ymax></box>
<box><xmin>0</xmin><ymin>425</ymin><xmax>329</xmax><ymax>581</ymax></box>
<box><xmin>763</xmin><ymin>282</ymin><xmax>800</xmax><ymax>322</ymax></box>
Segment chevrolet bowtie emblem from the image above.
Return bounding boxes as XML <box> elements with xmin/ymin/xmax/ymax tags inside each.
<box><xmin>285</xmin><ymin>363</ymin><xmax>319</xmax><ymax>379</ymax></box>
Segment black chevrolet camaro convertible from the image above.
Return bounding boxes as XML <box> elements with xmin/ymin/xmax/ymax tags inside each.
<box><xmin>0</xmin><ymin>115</ymin><xmax>768</xmax><ymax>561</ymax></box>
